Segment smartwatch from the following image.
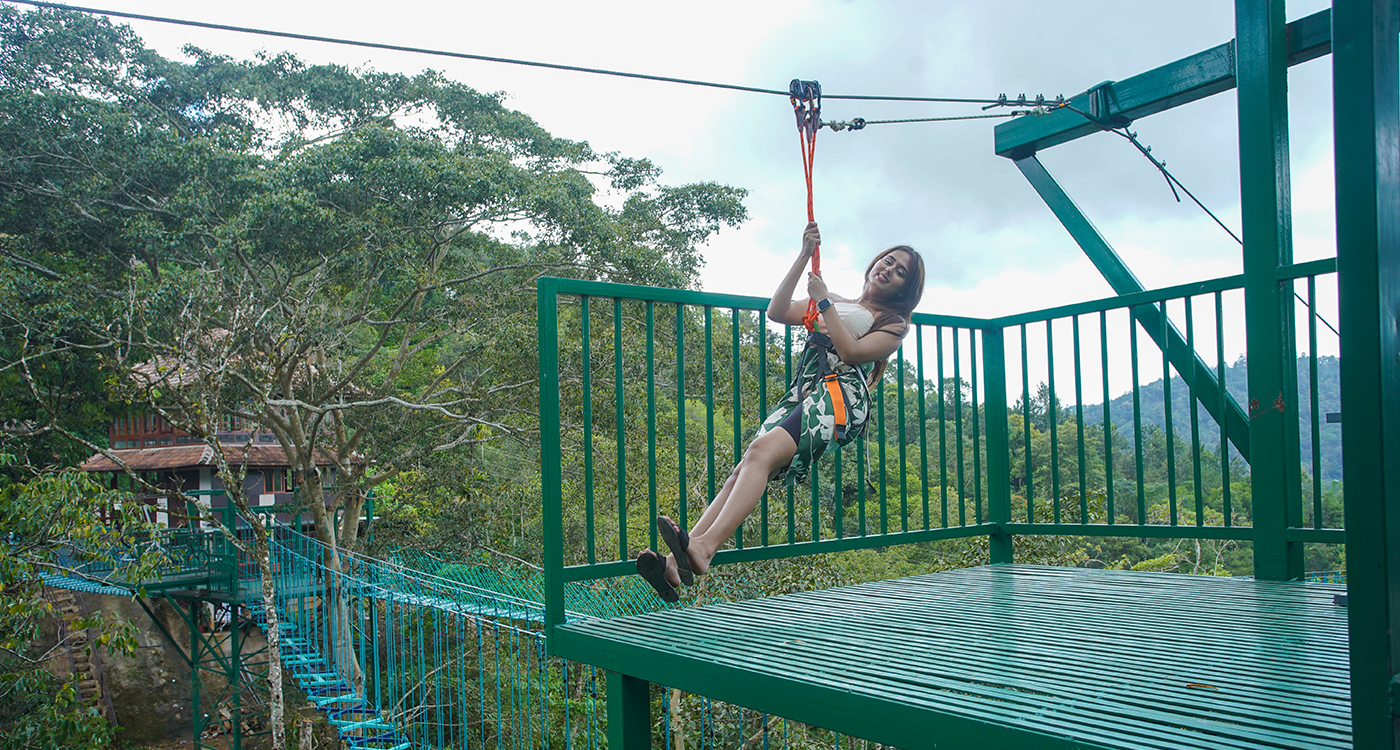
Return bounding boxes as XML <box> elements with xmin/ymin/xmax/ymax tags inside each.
<box><xmin>817</xmin><ymin>298</ymin><xmax>833</xmax><ymax>312</ymax></box>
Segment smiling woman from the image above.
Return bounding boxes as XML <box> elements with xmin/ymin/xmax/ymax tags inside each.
<box><xmin>635</xmin><ymin>221</ymin><xmax>927</xmax><ymax>601</ymax></box>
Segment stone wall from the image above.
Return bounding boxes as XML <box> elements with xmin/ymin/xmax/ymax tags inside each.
<box><xmin>40</xmin><ymin>589</ymin><xmax>270</xmax><ymax>744</ymax></box>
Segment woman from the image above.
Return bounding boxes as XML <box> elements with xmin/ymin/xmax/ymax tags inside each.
<box><xmin>637</xmin><ymin>221</ymin><xmax>927</xmax><ymax>601</ymax></box>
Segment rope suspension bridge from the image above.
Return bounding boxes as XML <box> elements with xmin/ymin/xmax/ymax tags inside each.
<box><xmin>42</xmin><ymin>512</ymin><xmax>854</xmax><ymax>750</ymax></box>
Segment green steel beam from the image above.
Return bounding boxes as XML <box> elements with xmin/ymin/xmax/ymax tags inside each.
<box><xmin>1332</xmin><ymin>0</ymin><xmax>1400</xmax><ymax>745</ymax></box>
<box><xmin>559</xmin><ymin>629</ymin><xmax>1119</xmax><ymax>750</ymax></box>
<box><xmin>1013</xmin><ymin>155</ymin><xmax>1252</xmax><ymax>461</ymax></box>
<box><xmin>995</xmin><ymin>9</ymin><xmax>1331</xmax><ymax>158</ymax></box>
<box><xmin>606</xmin><ymin>672</ymin><xmax>651</xmax><ymax>750</ymax></box>
<box><xmin>537</xmin><ymin>278</ymin><xmax>565</xmax><ymax>644</ymax></box>
<box><xmin>982</xmin><ymin>328</ymin><xmax>1014</xmax><ymax>563</ymax></box>
<box><xmin>1237</xmin><ymin>0</ymin><xmax>1303</xmax><ymax>581</ymax></box>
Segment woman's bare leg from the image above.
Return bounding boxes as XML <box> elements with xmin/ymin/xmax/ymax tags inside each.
<box><xmin>661</xmin><ymin>428</ymin><xmax>796</xmax><ymax>586</ymax></box>
<box><xmin>687</xmin><ymin>463</ymin><xmax>742</xmax><ymax>539</ymax></box>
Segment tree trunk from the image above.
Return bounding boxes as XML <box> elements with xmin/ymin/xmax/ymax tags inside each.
<box><xmin>253</xmin><ymin>523</ymin><xmax>288</xmax><ymax>750</ymax></box>
<box><xmin>302</xmin><ymin>480</ymin><xmax>366</xmax><ymax>693</ymax></box>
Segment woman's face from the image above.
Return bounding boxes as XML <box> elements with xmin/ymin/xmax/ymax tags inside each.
<box><xmin>865</xmin><ymin>249</ymin><xmax>916</xmax><ymax>300</ymax></box>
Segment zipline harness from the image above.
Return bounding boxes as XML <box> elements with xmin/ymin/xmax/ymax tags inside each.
<box><xmin>789</xmin><ymin>78</ymin><xmax>855</xmax><ymax>441</ymax></box>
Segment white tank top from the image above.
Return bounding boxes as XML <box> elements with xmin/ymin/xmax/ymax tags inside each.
<box><xmin>832</xmin><ymin>302</ymin><xmax>875</xmax><ymax>339</ymax></box>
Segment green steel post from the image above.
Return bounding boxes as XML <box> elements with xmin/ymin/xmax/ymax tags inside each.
<box><xmin>190</xmin><ymin>600</ymin><xmax>203</xmax><ymax>749</ymax></box>
<box><xmin>898</xmin><ymin>349</ymin><xmax>908</xmax><ymax>531</ymax></box>
<box><xmin>916</xmin><ymin>326</ymin><xmax>930</xmax><ymax>530</ymax></box>
<box><xmin>607</xmin><ymin>672</ymin><xmax>651</xmax><ymax>750</ymax></box>
<box><xmin>648</xmin><ymin>302</ymin><xmax>657</xmax><ymax>552</ymax></box>
<box><xmin>1014</xmin><ymin>155</ymin><xmax>1252</xmax><ymax>461</ymax></box>
<box><xmin>1021</xmin><ymin>324</ymin><xmax>1033</xmax><ymax>522</ymax></box>
<box><xmin>1216</xmin><ymin>292</ymin><xmax>1233</xmax><ymax>525</ymax></box>
<box><xmin>1237</xmin><ymin>0</ymin><xmax>1303</xmax><ymax>580</ymax></box>
<box><xmin>1100</xmin><ymin>310</ymin><xmax>1114</xmax><ymax>523</ymax></box>
<box><xmin>615</xmin><ymin>299</ymin><xmax>627</xmax><ymax>560</ymax></box>
<box><xmin>1073</xmin><ymin>316</ymin><xmax>1087</xmax><ymax>520</ymax></box>
<box><xmin>983</xmin><ymin>328</ymin><xmax>1013</xmax><ymax>563</ymax></box>
<box><xmin>584</xmin><ymin>297</ymin><xmax>595</xmax><ymax>564</ymax></box>
<box><xmin>230</xmin><ymin>605</ymin><xmax>242</xmax><ymax>750</ymax></box>
<box><xmin>732</xmin><ymin>308</ymin><xmax>743</xmax><ymax>548</ymax></box>
<box><xmin>1333</xmin><ymin>0</ymin><xmax>1400</xmax><ymax>745</ymax></box>
<box><xmin>536</xmin><ymin>279</ymin><xmax>564</xmax><ymax>641</ymax></box>
<box><xmin>676</xmin><ymin>305</ymin><xmax>687</xmax><ymax>530</ymax></box>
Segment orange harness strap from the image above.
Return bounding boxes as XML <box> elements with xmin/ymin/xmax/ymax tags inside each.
<box><xmin>823</xmin><ymin>372</ymin><xmax>849</xmax><ymax>440</ymax></box>
<box><xmin>790</xmin><ymin>79</ymin><xmax>822</xmax><ymax>332</ymax></box>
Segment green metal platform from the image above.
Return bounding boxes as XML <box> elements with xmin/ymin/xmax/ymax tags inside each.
<box><xmin>555</xmin><ymin>565</ymin><xmax>1349</xmax><ymax>750</ymax></box>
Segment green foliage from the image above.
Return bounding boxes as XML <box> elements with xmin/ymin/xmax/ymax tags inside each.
<box><xmin>0</xmin><ymin>6</ymin><xmax>747</xmax><ymax>554</ymax></box>
<box><xmin>0</xmin><ymin>468</ymin><xmax>161</xmax><ymax>749</ymax></box>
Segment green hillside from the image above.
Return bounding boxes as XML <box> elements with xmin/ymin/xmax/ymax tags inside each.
<box><xmin>1081</xmin><ymin>355</ymin><xmax>1341</xmax><ymax>482</ymax></box>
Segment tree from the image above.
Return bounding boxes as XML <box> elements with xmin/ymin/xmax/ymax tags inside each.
<box><xmin>0</xmin><ymin>6</ymin><xmax>747</xmax><ymax>745</ymax></box>
<box><xmin>0</xmin><ymin>464</ymin><xmax>162</xmax><ymax>750</ymax></box>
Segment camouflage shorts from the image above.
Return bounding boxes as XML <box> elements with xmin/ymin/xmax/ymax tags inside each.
<box><xmin>754</xmin><ymin>351</ymin><xmax>872</xmax><ymax>485</ymax></box>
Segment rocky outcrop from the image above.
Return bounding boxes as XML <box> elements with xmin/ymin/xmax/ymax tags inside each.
<box><xmin>40</xmin><ymin>589</ymin><xmax>269</xmax><ymax>744</ymax></box>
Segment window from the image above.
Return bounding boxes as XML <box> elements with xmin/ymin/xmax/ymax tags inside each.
<box><xmin>265</xmin><ymin>469</ymin><xmax>289</xmax><ymax>494</ymax></box>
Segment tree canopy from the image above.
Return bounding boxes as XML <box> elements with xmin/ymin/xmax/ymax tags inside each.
<box><xmin>0</xmin><ymin>6</ymin><xmax>747</xmax><ymax>549</ymax></box>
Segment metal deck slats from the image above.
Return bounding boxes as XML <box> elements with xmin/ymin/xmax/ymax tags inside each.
<box><xmin>558</xmin><ymin>565</ymin><xmax>1350</xmax><ymax>750</ymax></box>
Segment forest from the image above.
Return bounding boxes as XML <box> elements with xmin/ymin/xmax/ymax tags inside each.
<box><xmin>0</xmin><ymin>7</ymin><xmax>1344</xmax><ymax>749</ymax></box>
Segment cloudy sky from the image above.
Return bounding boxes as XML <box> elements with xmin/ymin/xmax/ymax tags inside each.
<box><xmin>43</xmin><ymin>0</ymin><xmax>1341</xmax><ymax>382</ymax></box>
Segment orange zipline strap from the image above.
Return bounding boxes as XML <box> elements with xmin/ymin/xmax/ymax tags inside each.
<box><xmin>790</xmin><ymin>78</ymin><xmax>822</xmax><ymax>332</ymax></box>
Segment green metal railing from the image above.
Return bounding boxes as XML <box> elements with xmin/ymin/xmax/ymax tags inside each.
<box><xmin>537</xmin><ymin>278</ymin><xmax>1000</xmax><ymax>632</ymax></box>
<box><xmin>539</xmin><ymin>265</ymin><xmax>1343</xmax><ymax>631</ymax></box>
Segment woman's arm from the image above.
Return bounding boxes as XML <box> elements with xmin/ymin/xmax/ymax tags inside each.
<box><xmin>767</xmin><ymin>223</ymin><xmax>821</xmax><ymax>326</ymax></box>
<box><xmin>807</xmin><ymin>273</ymin><xmax>907</xmax><ymax>365</ymax></box>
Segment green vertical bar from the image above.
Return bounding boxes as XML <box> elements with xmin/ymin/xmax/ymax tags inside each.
<box><xmin>1021</xmin><ymin>324</ymin><xmax>1034</xmax><ymax>523</ymax></box>
<box><xmin>535</xmin><ymin>279</ymin><xmax>564</xmax><ymax>639</ymax></box>
<box><xmin>606</xmin><ymin>673</ymin><xmax>650</xmax><ymax>750</ymax></box>
<box><xmin>877</xmin><ymin>368</ymin><xmax>888</xmax><ymax>535</ymax></box>
<box><xmin>810</xmin><ymin>449</ymin><xmax>821</xmax><ymax>542</ymax></box>
<box><xmin>953</xmin><ymin>328</ymin><xmax>965</xmax><ymax>526</ymax></box>
<box><xmin>1162</xmin><ymin>303</ymin><xmax>1177</xmax><ymax>526</ymax></box>
<box><xmin>732</xmin><ymin>308</ymin><xmax>743</xmax><ymax>549</ymax></box>
<box><xmin>1072</xmin><ymin>315</ymin><xmax>1087</xmax><ymax>522</ymax></box>
<box><xmin>1334</xmin><ymin>0</ymin><xmax>1400</xmax><ymax>742</ymax></box>
<box><xmin>615</xmin><ymin>299</ymin><xmax>627</xmax><ymax>560</ymax></box>
<box><xmin>834</xmin><ymin>440</ymin><xmax>844</xmax><ymax>539</ymax></box>
<box><xmin>1100</xmin><ymin>310</ymin><xmax>1114</xmax><ymax>524</ymax></box>
<box><xmin>1047</xmin><ymin>322</ymin><xmax>1060</xmax><ymax>523</ymax></box>
<box><xmin>785</xmin><ymin>327</ymin><xmax>796</xmax><ymax>544</ymax></box>
<box><xmin>647</xmin><ymin>302</ymin><xmax>658</xmax><ymax>552</ymax></box>
<box><xmin>984</xmin><ymin>327</ymin><xmax>1013</xmax><ymax>563</ymax></box>
<box><xmin>705</xmin><ymin>307</ymin><xmax>715</xmax><ymax>503</ymax></box>
<box><xmin>916</xmin><ymin>326</ymin><xmax>930</xmax><ymax>530</ymax></box>
<box><xmin>857</xmin><ymin>436</ymin><xmax>867</xmax><ymax>536</ymax></box>
<box><xmin>970</xmin><ymin>333</ymin><xmax>983</xmax><ymax>524</ymax></box>
<box><xmin>759</xmin><ymin>311</ymin><xmax>769</xmax><ymax>547</ymax></box>
<box><xmin>1131</xmin><ymin>313</ymin><xmax>1146</xmax><ymax>525</ymax></box>
<box><xmin>676</xmin><ymin>305</ymin><xmax>687</xmax><ymax>530</ymax></box>
<box><xmin>1216</xmin><ymin>292</ymin><xmax>1232</xmax><ymax>526</ymax></box>
<box><xmin>897</xmin><ymin>347</ymin><xmax>908</xmax><ymax>532</ymax></box>
<box><xmin>1186</xmin><ymin>296</ymin><xmax>1204</xmax><ymax>526</ymax></box>
<box><xmin>937</xmin><ymin>327</ymin><xmax>948</xmax><ymax>528</ymax></box>
<box><xmin>1307</xmin><ymin>276</ymin><xmax>1322</xmax><ymax>528</ymax></box>
<box><xmin>1237</xmin><ymin>0</ymin><xmax>1303</xmax><ymax>580</ymax></box>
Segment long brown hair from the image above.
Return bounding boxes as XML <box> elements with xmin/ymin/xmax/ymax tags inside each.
<box><xmin>859</xmin><ymin>245</ymin><xmax>926</xmax><ymax>386</ymax></box>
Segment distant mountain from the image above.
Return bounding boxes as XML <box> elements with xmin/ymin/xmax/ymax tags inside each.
<box><xmin>1080</xmin><ymin>356</ymin><xmax>1341</xmax><ymax>483</ymax></box>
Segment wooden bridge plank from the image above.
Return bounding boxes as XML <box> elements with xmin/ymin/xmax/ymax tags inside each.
<box><xmin>558</xmin><ymin>565</ymin><xmax>1349</xmax><ymax>750</ymax></box>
